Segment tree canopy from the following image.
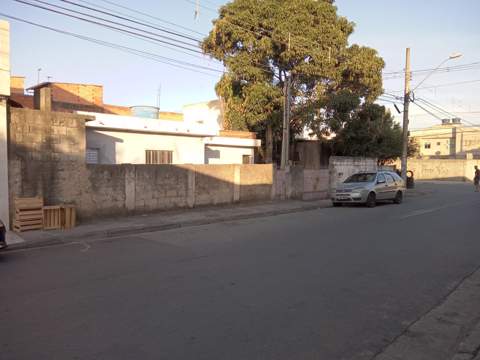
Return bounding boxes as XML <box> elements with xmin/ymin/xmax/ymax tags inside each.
<box><xmin>202</xmin><ymin>0</ymin><xmax>386</xmax><ymax>159</ymax></box>
<box><xmin>331</xmin><ymin>103</ymin><xmax>403</xmax><ymax>164</ymax></box>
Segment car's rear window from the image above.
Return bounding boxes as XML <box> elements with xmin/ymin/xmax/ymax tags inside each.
<box><xmin>344</xmin><ymin>173</ymin><xmax>376</xmax><ymax>183</ymax></box>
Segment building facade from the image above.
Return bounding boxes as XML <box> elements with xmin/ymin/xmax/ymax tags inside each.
<box><xmin>8</xmin><ymin>77</ymin><xmax>261</xmax><ymax>165</ymax></box>
<box><xmin>410</xmin><ymin>119</ymin><xmax>480</xmax><ymax>158</ymax></box>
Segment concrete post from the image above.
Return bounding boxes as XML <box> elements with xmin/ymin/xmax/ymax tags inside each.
<box><xmin>271</xmin><ymin>166</ymin><xmax>277</xmax><ymax>200</ymax></box>
<box><xmin>233</xmin><ymin>165</ymin><xmax>240</xmax><ymax>202</ymax></box>
<box><xmin>187</xmin><ymin>167</ymin><xmax>195</xmax><ymax>208</ymax></box>
<box><xmin>124</xmin><ymin>165</ymin><xmax>135</xmax><ymax>212</ymax></box>
<box><xmin>0</xmin><ymin>21</ymin><xmax>10</xmax><ymax>230</ymax></box>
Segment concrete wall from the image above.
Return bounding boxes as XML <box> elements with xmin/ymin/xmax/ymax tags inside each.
<box><xmin>329</xmin><ymin>156</ymin><xmax>378</xmax><ymax>191</ymax></box>
<box><xmin>399</xmin><ymin>158</ymin><xmax>480</xmax><ymax>182</ymax></box>
<box><xmin>240</xmin><ymin>165</ymin><xmax>274</xmax><ymax>201</ymax></box>
<box><xmin>294</xmin><ymin>141</ymin><xmax>331</xmax><ymax>169</ymax></box>
<box><xmin>86</xmin><ymin>128</ymin><xmax>206</xmax><ymax>164</ymax></box>
<box><xmin>274</xmin><ymin>166</ymin><xmax>330</xmax><ymax>201</ymax></box>
<box><xmin>8</xmin><ymin>108</ymin><xmax>90</xmax><ymax>221</ymax></box>
<box><xmin>8</xmin><ymin>108</ymin><xmax>360</xmax><ymax>223</ymax></box>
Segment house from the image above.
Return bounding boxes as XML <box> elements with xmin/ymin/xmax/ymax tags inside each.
<box><xmin>9</xmin><ymin>77</ymin><xmax>261</xmax><ymax>165</ymax></box>
<box><xmin>410</xmin><ymin>118</ymin><xmax>480</xmax><ymax>158</ymax></box>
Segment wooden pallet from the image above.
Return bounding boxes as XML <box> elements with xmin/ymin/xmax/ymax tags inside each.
<box><xmin>62</xmin><ymin>205</ymin><xmax>76</xmax><ymax>230</ymax></box>
<box><xmin>43</xmin><ymin>205</ymin><xmax>62</xmax><ymax>230</ymax></box>
<box><xmin>14</xmin><ymin>197</ymin><xmax>44</xmax><ymax>232</ymax></box>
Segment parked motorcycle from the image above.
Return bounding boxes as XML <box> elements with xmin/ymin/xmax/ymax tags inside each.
<box><xmin>0</xmin><ymin>219</ymin><xmax>7</xmax><ymax>250</ymax></box>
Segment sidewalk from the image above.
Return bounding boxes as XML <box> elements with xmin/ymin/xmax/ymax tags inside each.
<box><xmin>6</xmin><ymin>198</ymin><xmax>332</xmax><ymax>251</ymax></box>
<box><xmin>5</xmin><ymin>185</ymin><xmax>432</xmax><ymax>251</ymax></box>
<box><xmin>374</xmin><ymin>265</ymin><xmax>480</xmax><ymax>360</ymax></box>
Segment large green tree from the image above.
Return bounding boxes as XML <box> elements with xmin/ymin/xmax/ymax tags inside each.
<box><xmin>202</xmin><ymin>0</ymin><xmax>385</xmax><ymax>161</ymax></box>
<box><xmin>331</xmin><ymin>103</ymin><xmax>404</xmax><ymax>164</ymax></box>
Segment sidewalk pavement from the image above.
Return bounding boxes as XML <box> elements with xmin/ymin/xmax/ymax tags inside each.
<box><xmin>5</xmin><ymin>198</ymin><xmax>332</xmax><ymax>251</ymax></box>
<box><xmin>374</xmin><ymin>265</ymin><xmax>480</xmax><ymax>360</ymax></box>
<box><xmin>4</xmin><ymin>185</ymin><xmax>431</xmax><ymax>252</ymax></box>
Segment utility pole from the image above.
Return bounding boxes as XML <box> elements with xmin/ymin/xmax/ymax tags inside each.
<box><xmin>280</xmin><ymin>75</ymin><xmax>290</xmax><ymax>170</ymax></box>
<box><xmin>401</xmin><ymin>48</ymin><xmax>411</xmax><ymax>181</ymax></box>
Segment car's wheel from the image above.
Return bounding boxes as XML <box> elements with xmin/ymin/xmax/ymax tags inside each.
<box><xmin>332</xmin><ymin>202</ymin><xmax>342</xmax><ymax>207</ymax></box>
<box><xmin>366</xmin><ymin>192</ymin><xmax>376</xmax><ymax>208</ymax></box>
<box><xmin>394</xmin><ymin>191</ymin><xmax>403</xmax><ymax>204</ymax></box>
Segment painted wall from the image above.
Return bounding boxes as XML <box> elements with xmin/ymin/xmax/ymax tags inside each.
<box><xmin>398</xmin><ymin>158</ymin><xmax>480</xmax><ymax>182</ymax></box>
<box><xmin>205</xmin><ymin>145</ymin><xmax>254</xmax><ymax>164</ymax></box>
<box><xmin>86</xmin><ymin>128</ymin><xmax>206</xmax><ymax>164</ymax></box>
<box><xmin>0</xmin><ymin>20</ymin><xmax>10</xmax><ymax>229</ymax></box>
<box><xmin>182</xmin><ymin>100</ymin><xmax>222</xmax><ymax>133</ymax></box>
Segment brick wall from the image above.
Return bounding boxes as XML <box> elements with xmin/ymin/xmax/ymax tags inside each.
<box><xmin>50</xmin><ymin>83</ymin><xmax>103</xmax><ymax>106</ymax></box>
<box><xmin>10</xmin><ymin>76</ymin><xmax>25</xmax><ymax>94</ymax></box>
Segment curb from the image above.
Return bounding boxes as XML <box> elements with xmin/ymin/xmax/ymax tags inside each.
<box><xmin>5</xmin><ymin>202</ymin><xmax>331</xmax><ymax>252</ymax></box>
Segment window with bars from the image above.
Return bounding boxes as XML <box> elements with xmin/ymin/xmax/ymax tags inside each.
<box><xmin>145</xmin><ymin>150</ymin><xmax>173</xmax><ymax>164</ymax></box>
<box><xmin>86</xmin><ymin>148</ymin><xmax>99</xmax><ymax>164</ymax></box>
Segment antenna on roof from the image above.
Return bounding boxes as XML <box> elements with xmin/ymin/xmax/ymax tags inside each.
<box><xmin>157</xmin><ymin>84</ymin><xmax>162</xmax><ymax>110</ymax></box>
<box><xmin>36</xmin><ymin>68</ymin><xmax>42</xmax><ymax>84</ymax></box>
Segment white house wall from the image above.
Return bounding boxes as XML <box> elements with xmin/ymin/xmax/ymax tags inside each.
<box><xmin>182</xmin><ymin>100</ymin><xmax>222</xmax><ymax>132</ymax></box>
<box><xmin>86</xmin><ymin>129</ymin><xmax>206</xmax><ymax>164</ymax></box>
<box><xmin>205</xmin><ymin>145</ymin><xmax>254</xmax><ymax>164</ymax></box>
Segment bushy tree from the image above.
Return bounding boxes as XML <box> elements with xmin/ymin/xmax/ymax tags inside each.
<box><xmin>202</xmin><ymin>0</ymin><xmax>384</xmax><ymax>161</ymax></box>
<box><xmin>331</xmin><ymin>103</ymin><xmax>404</xmax><ymax>164</ymax></box>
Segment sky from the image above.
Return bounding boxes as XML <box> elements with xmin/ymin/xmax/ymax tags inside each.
<box><xmin>2</xmin><ymin>0</ymin><xmax>480</xmax><ymax>128</ymax></box>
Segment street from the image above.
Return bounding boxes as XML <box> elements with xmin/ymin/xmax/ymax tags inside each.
<box><xmin>1</xmin><ymin>182</ymin><xmax>479</xmax><ymax>360</ymax></box>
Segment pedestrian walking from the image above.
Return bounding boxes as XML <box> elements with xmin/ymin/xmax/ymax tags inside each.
<box><xmin>474</xmin><ymin>166</ymin><xmax>480</xmax><ymax>192</ymax></box>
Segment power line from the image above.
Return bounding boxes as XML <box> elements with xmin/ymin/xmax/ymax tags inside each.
<box><xmin>413</xmin><ymin>97</ymin><xmax>480</xmax><ymax>128</ymax></box>
<box><xmin>416</xmin><ymin>98</ymin><xmax>456</xmax><ymax>119</ymax></box>
<box><xmin>12</xmin><ymin>0</ymin><xmax>277</xmax><ymax>77</ymax></box>
<box><xmin>184</xmin><ymin>0</ymin><xmax>218</xmax><ymax>13</ymax></box>
<box><xmin>12</xmin><ymin>0</ymin><xmax>204</xmax><ymax>54</ymax></box>
<box><xmin>59</xmin><ymin>0</ymin><xmax>203</xmax><ymax>42</ymax></box>
<box><xmin>0</xmin><ymin>12</ymin><xmax>224</xmax><ymax>77</ymax></box>
<box><xmin>383</xmin><ymin>63</ymin><xmax>480</xmax><ymax>81</ymax></box>
<box><xmin>416</xmin><ymin>79</ymin><xmax>480</xmax><ymax>91</ymax></box>
<box><xmin>21</xmin><ymin>0</ymin><xmax>201</xmax><ymax>47</ymax></box>
<box><xmin>96</xmin><ymin>0</ymin><xmax>206</xmax><ymax>37</ymax></box>
<box><xmin>411</xmin><ymin>101</ymin><xmax>446</xmax><ymax>121</ymax></box>
<box><xmin>383</xmin><ymin>61</ymin><xmax>480</xmax><ymax>76</ymax></box>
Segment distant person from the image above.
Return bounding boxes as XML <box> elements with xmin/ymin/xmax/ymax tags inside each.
<box><xmin>475</xmin><ymin>166</ymin><xmax>480</xmax><ymax>192</ymax></box>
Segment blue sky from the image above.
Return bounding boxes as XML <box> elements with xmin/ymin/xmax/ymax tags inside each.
<box><xmin>3</xmin><ymin>0</ymin><xmax>480</xmax><ymax>128</ymax></box>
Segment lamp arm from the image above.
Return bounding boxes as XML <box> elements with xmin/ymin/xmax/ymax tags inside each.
<box><xmin>412</xmin><ymin>58</ymin><xmax>449</xmax><ymax>91</ymax></box>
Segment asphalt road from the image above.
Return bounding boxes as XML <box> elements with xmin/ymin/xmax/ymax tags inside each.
<box><xmin>1</xmin><ymin>182</ymin><xmax>479</xmax><ymax>360</ymax></box>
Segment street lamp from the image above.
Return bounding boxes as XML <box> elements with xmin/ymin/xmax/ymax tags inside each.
<box><xmin>412</xmin><ymin>52</ymin><xmax>463</xmax><ymax>91</ymax></box>
<box><xmin>400</xmin><ymin>51</ymin><xmax>462</xmax><ymax>182</ymax></box>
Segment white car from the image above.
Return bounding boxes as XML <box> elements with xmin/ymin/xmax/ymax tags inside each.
<box><xmin>332</xmin><ymin>171</ymin><xmax>406</xmax><ymax>207</ymax></box>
